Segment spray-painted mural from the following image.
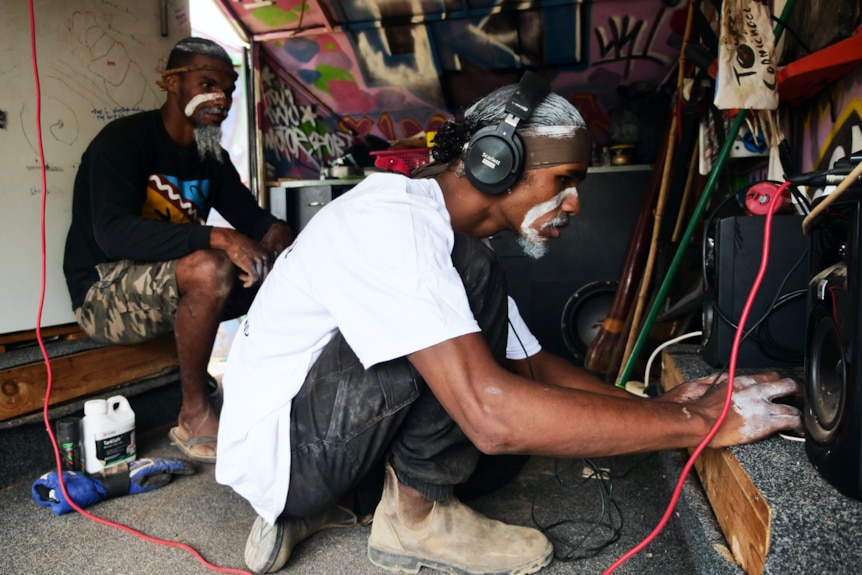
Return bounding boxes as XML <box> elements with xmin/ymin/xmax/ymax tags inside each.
<box><xmin>796</xmin><ymin>66</ymin><xmax>862</xmax><ymax>174</ymax></box>
<box><xmin>241</xmin><ymin>0</ymin><xmax>690</xmax><ymax>179</ymax></box>
<box><xmin>260</xmin><ymin>57</ymin><xmax>354</xmax><ymax>179</ymax></box>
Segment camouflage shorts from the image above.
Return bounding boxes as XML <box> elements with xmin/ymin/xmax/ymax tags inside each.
<box><xmin>76</xmin><ymin>259</ymin><xmax>179</xmax><ymax>345</ymax></box>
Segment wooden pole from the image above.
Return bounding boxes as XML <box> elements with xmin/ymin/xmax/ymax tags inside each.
<box><xmin>672</xmin><ymin>140</ymin><xmax>701</xmax><ymax>243</ymax></box>
<box><xmin>615</xmin><ymin>112</ymin><xmax>678</xmax><ymax>383</ymax></box>
<box><xmin>615</xmin><ymin>0</ymin><xmax>798</xmax><ymax>388</ymax></box>
<box><xmin>583</xmin><ymin>129</ymin><xmax>667</xmax><ymax>377</ymax></box>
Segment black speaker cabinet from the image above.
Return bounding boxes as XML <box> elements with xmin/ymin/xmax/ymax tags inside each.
<box><xmin>701</xmin><ymin>215</ymin><xmax>809</xmax><ymax>368</ymax></box>
<box><xmin>805</xmin><ymin>188</ymin><xmax>862</xmax><ymax>500</ymax></box>
<box><xmin>489</xmin><ymin>165</ymin><xmax>651</xmax><ymax>364</ymax></box>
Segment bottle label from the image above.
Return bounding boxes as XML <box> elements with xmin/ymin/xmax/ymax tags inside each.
<box><xmin>95</xmin><ymin>430</ymin><xmax>136</xmax><ymax>467</ymax></box>
<box><xmin>59</xmin><ymin>441</ymin><xmax>84</xmax><ymax>472</ymax></box>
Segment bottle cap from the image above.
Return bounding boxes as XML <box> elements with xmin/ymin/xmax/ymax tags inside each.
<box><xmin>56</xmin><ymin>417</ymin><xmax>81</xmax><ymax>439</ymax></box>
<box><xmin>84</xmin><ymin>399</ymin><xmax>107</xmax><ymax>415</ymax></box>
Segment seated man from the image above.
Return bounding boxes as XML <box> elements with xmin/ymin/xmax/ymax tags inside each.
<box><xmin>63</xmin><ymin>37</ymin><xmax>293</xmax><ymax>464</ymax></box>
<box><xmin>216</xmin><ymin>73</ymin><xmax>802</xmax><ymax>574</ymax></box>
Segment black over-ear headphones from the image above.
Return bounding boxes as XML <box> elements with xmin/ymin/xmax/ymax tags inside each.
<box><xmin>464</xmin><ymin>71</ymin><xmax>551</xmax><ymax>195</ymax></box>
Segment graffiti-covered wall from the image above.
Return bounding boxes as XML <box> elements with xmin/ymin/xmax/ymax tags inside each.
<box><xmin>794</xmin><ymin>66</ymin><xmax>862</xmax><ymax>174</ymax></box>
<box><xmin>260</xmin><ymin>53</ymin><xmax>354</xmax><ymax>179</ymax></box>
<box><xmin>254</xmin><ymin>0</ymin><xmax>688</xmax><ymax>180</ymax></box>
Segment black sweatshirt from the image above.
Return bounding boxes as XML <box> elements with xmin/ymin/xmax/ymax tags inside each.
<box><xmin>63</xmin><ymin>110</ymin><xmax>279</xmax><ymax>309</ymax></box>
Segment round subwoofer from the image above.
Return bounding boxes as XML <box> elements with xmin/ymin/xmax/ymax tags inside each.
<box><xmin>701</xmin><ymin>292</ymin><xmax>715</xmax><ymax>348</ymax></box>
<box><xmin>561</xmin><ymin>281</ymin><xmax>618</xmax><ymax>364</ymax></box>
<box><xmin>805</xmin><ymin>311</ymin><xmax>847</xmax><ymax>445</ymax></box>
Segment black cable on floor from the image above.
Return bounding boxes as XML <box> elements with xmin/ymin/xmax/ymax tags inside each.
<box><xmin>529</xmin><ymin>457</ymin><xmax>652</xmax><ymax>562</ymax></box>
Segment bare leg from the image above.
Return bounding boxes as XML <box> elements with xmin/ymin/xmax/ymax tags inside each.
<box><xmin>173</xmin><ymin>249</ymin><xmax>236</xmax><ymax>458</ymax></box>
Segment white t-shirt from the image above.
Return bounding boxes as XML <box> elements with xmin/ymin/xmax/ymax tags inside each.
<box><xmin>506</xmin><ymin>296</ymin><xmax>541</xmax><ymax>359</ymax></box>
<box><xmin>216</xmin><ymin>172</ymin><xmax>539</xmax><ymax>524</ymax></box>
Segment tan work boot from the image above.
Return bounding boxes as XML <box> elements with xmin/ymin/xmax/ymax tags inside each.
<box><xmin>245</xmin><ymin>504</ymin><xmax>357</xmax><ymax>573</ymax></box>
<box><xmin>367</xmin><ymin>462</ymin><xmax>553</xmax><ymax>575</ymax></box>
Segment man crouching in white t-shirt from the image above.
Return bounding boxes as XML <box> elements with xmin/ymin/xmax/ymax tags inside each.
<box><xmin>215</xmin><ymin>72</ymin><xmax>803</xmax><ymax>575</ymax></box>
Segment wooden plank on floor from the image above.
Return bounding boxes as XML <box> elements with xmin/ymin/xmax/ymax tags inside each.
<box><xmin>661</xmin><ymin>349</ymin><xmax>771</xmax><ymax>575</ymax></box>
<box><xmin>0</xmin><ymin>324</ymin><xmax>87</xmax><ymax>353</ymax></box>
<box><xmin>0</xmin><ymin>333</ymin><xmax>178</xmax><ymax>422</ymax></box>
<box><xmin>694</xmin><ymin>443</ymin><xmax>771</xmax><ymax>574</ymax></box>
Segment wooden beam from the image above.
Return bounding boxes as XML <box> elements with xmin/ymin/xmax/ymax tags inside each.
<box><xmin>693</xmin><ymin>442</ymin><xmax>771</xmax><ymax>574</ymax></box>
<box><xmin>0</xmin><ymin>323</ymin><xmax>87</xmax><ymax>353</ymax></box>
<box><xmin>661</xmin><ymin>349</ymin><xmax>771</xmax><ymax>575</ymax></box>
<box><xmin>0</xmin><ymin>333</ymin><xmax>178</xmax><ymax>423</ymax></box>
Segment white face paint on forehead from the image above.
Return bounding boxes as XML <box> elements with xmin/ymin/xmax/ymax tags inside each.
<box><xmin>185</xmin><ymin>92</ymin><xmax>225</xmax><ymax>117</ymax></box>
<box><xmin>520</xmin><ymin>125</ymin><xmax>584</xmax><ymax>139</ymax></box>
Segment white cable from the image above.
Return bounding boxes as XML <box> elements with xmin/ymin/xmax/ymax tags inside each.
<box><xmin>779</xmin><ymin>432</ymin><xmax>805</xmax><ymax>442</ymax></box>
<box><xmin>641</xmin><ymin>331</ymin><xmax>703</xmax><ymax>394</ymax></box>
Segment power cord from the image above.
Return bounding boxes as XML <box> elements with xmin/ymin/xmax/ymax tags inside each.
<box><xmin>530</xmin><ymin>458</ymin><xmax>623</xmax><ymax>561</ymax></box>
<box><xmin>28</xmin><ymin>3</ymin><xmax>250</xmax><ymax>573</ymax></box>
<box><xmin>712</xmin><ymin>247</ymin><xmax>808</xmax><ymax>365</ymax></box>
<box><xmin>641</xmin><ymin>331</ymin><xmax>703</xmax><ymax>396</ymax></box>
<box><xmin>508</xmin><ymin>317</ymin><xmax>535</xmax><ymax>379</ymax></box>
<box><xmin>802</xmin><ymin>160</ymin><xmax>862</xmax><ymax>235</ymax></box>
<box><xmin>529</xmin><ymin>453</ymin><xmax>662</xmax><ymax>562</ymax></box>
<box><xmin>701</xmin><ymin>188</ymin><xmax>810</xmax><ymax>364</ymax></box>
<box><xmin>751</xmin><ymin>287</ymin><xmax>807</xmax><ymax>363</ymax></box>
<box><xmin>788</xmin><ymin>184</ymin><xmax>811</xmax><ymax>215</ymax></box>
<box><xmin>508</xmin><ymin>317</ymin><xmax>629</xmax><ymax>559</ymax></box>
<box><xmin>603</xmin><ymin>181</ymin><xmax>793</xmax><ymax>574</ymax></box>
<box><xmin>768</xmin><ymin>15</ymin><xmax>813</xmax><ymax>56</ymax></box>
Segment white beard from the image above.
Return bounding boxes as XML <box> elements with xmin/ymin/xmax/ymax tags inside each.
<box><xmin>193</xmin><ymin>122</ymin><xmax>225</xmax><ymax>162</ymax></box>
<box><xmin>517</xmin><ymin>235</ymin><xmax>550</xmax><ymax>259</ymax></box>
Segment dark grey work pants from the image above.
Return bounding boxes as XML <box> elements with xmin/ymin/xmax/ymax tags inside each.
<box><xmin>283</xmin><ymin>233</ymin><xmax>511</xmax><ymax>519</ymax></box>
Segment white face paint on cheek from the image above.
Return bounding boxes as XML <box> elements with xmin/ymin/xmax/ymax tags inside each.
<box><xmin>184</xmin><ymin>92</ymin><xmax>225</xmax><ymax>117</ymax></box>
<box><xmin>519</xmin><ymin>187</ymin><xmax>579</xmax><ymax>241</ymax></box>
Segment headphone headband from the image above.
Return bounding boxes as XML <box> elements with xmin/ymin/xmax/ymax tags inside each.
<box><xmin>464</xmin><ymin>71</ymin><xmax>551</xmax><ymax>194</ymax></box>
<box><xmin>505</xmin><ymin>71</ymin><xmax>550</xmax><ymax>121</ymax></box>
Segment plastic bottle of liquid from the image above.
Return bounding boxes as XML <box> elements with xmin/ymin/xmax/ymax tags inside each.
<box><xmin>81</xmin><ymin>396</ymin><xmax>136</xmax><ymax>474</ymax></box>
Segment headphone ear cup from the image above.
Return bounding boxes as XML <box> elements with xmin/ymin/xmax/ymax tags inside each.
<box><xmin>464</xmin><ymin>128</ymin><xmax>525</xmax><ymax>195</ymax></box>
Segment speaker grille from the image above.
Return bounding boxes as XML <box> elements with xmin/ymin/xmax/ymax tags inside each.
<box><xmin>804</xmin><ymin>189</ymin><xmax>862</xmax><ymax>501</ymax></box>
<box><xmin>561</xmin><ymin>281</ymin><xmax>618</xmax><ymax>363</ymax></box>
<box><xmin>806</xmin><ymin>308</ymin><xmax>847</xmax><ymax>444</ymax></box>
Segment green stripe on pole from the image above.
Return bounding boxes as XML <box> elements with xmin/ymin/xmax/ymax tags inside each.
<box><xmin>615</xmin><ymin>0</ymin><xmax>797</xmax><ymax>388</ymax></box>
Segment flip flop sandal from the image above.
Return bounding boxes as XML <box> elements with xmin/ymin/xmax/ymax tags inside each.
<box><xmin>169</xmin><ymin>426</ymin><xmax>217</xmax><ymax>464</ymax></box>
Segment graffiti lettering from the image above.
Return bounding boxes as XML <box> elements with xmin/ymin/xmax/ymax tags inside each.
<box><xmin>265</xmin><ymin>88</ymin><xmax>303</xmax><ymax>131</ymax></box>
<box><xmin>263</xmin><ymin>125</ymin><xmax>349</xmax><ymax>163</ymax></box>
<box><xmin>262</xmin><ymin>66</ymin><xmax>351</xmax><ymax>167</ymax></box>
<box><xmin>593</xmin><ymin>8</ymin><xmax>668</xmax><ymax>78</ymax></box>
